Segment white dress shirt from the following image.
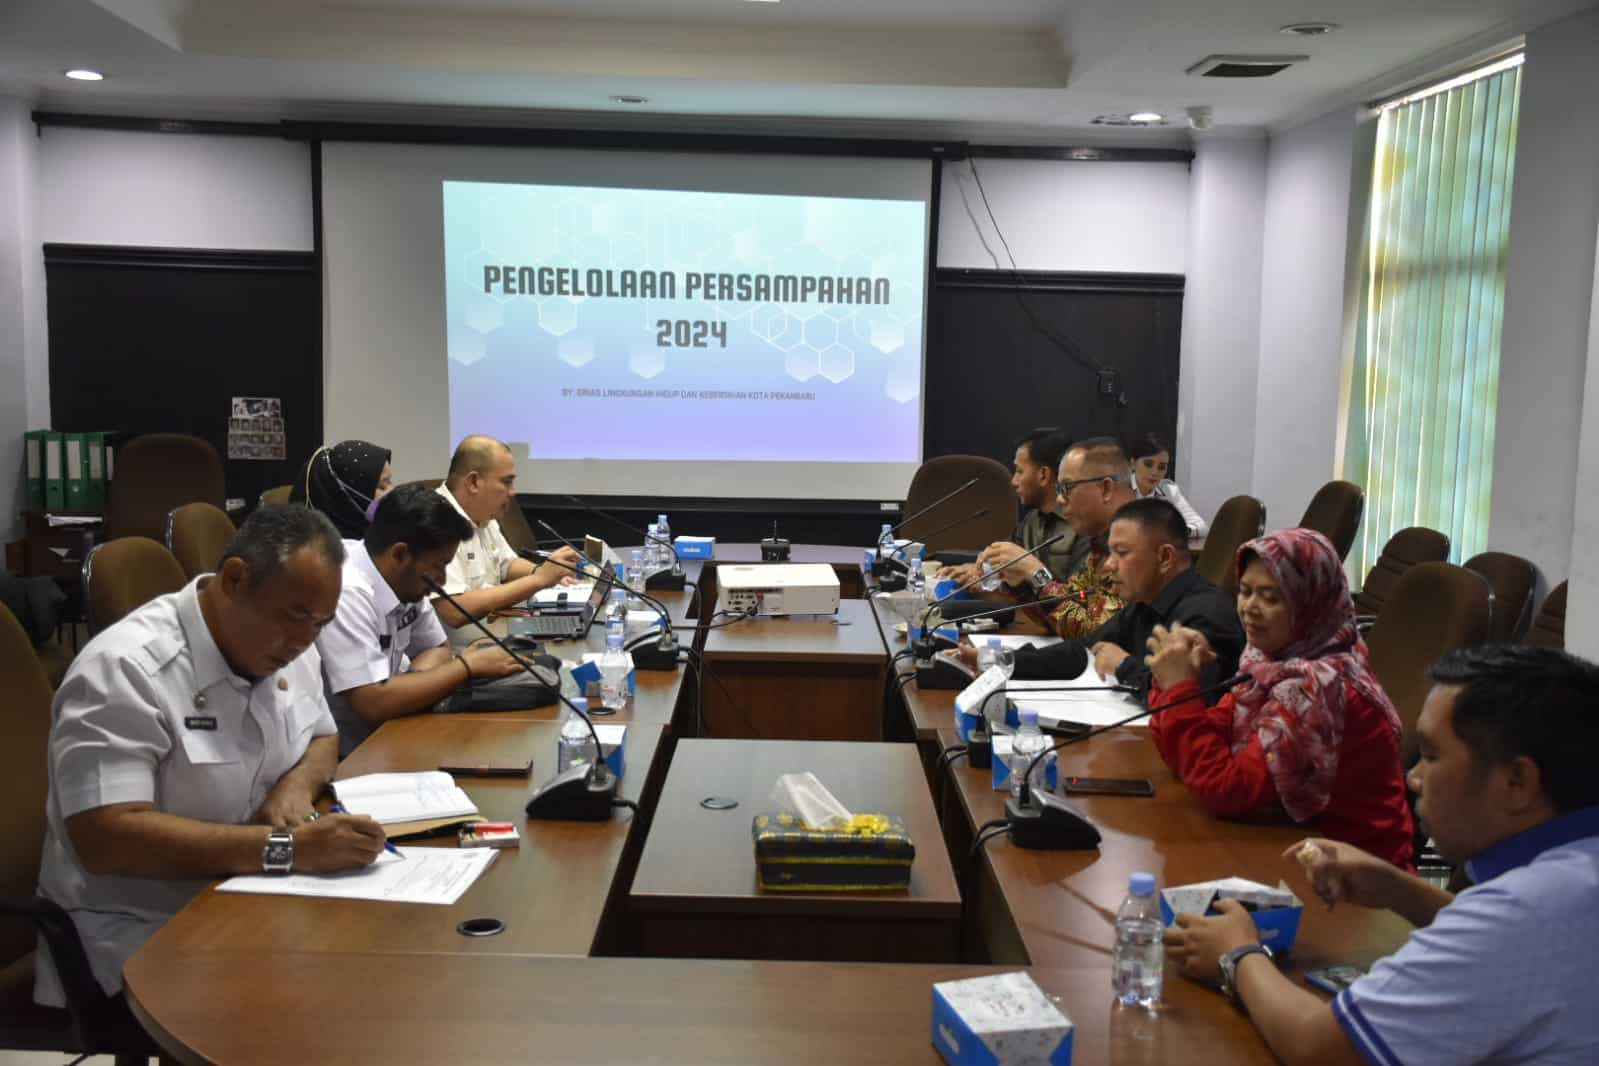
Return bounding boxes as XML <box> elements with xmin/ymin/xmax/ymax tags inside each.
<box><xmin>436</xmin><ymin>484</ymin><xmax>519</xmax><ymax>648</ymax></box>
<box><xmin>1139</xmin><ymin>479</ymin><xmax>1209</xmax><ymax>540</ymax></box>
<box><xmin>35</xmin><ymin>577</ymin><xmax>336</xmax><ymax>1005</ymax></box>
<box><xmin>316</xmin><ymin>540</ymin><xmax>449</xmax><ymax>756</ymax></box>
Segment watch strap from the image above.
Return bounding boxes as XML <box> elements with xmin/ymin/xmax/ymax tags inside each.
<box><xmin>1220</xmin><ymin>943</ymin><xmax>1274</xmax><ymax>1002</ymax></box>
<box><xmin>263</xmin><ymin>827</ymin><xmax>294</xmax><ymax>875</ymax></box>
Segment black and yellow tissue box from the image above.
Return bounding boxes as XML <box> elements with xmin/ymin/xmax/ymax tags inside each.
<box><xmin>751</xmin><ymin>812</ymin><xmax>915</xmax><ymax>892</ymax></box>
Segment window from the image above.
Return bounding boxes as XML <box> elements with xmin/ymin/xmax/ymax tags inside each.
<box><xmin>1340</xmin><ymin>54</ymin><xmax>1522</xmax><ymax>580</ymax></box>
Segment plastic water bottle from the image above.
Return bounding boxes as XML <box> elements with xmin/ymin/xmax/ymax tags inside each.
<box><xmin>979</xmin><ymin>559</ymin><xmax>1004</xmax><ymax>592</ymax></box>
<box><xmin>655</xmin><ymin>513</ymin><xmax>672</xmax><ymax>567</ymax></box>
<box><xmin>606</xmin><ymin>588</ymin><xmax>627</xmax><ymax>638</ymax></box>
<box><xmin>1009</xmin><ymin>708</ymin><xmax>1047</xmax><ymax>802</ymax></box>
<box><xmin>627</xmin><ymin>548</ymin><xmax>646</xmax><ymax>605</ymax></box>
<box><xmin>1113</xmin><ymin>872</ymin><xmax>1165</xmax><ymax>1010</ymax></box>
<box><xmin>558</xmin><ymin>697</ymin><xmax>596</xmax><ymax>772</ymax></box>
<box><xmin>643</xmin><ymin>523</ymin><xmax>661</xmax><ymax>570</ymax></box>
<box><xmin>908</xmin><ymin>557</ymin><xmax>927</xmax><ymax>605</ymax></box>
<box><xmin>599</xmin><ymin>630</ymin><xmax>630</xmax><ymax>710</ymax></box>
<box><xmin>877</xmin><ymin>523</ymin><xmax>897</xmax><ymax>562</ymax></box>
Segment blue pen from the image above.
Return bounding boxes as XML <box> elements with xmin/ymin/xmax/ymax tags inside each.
<box><xmin>329</xmin><ymin>802</ymin><xmax>402</xmax><ymax>857</ymax></box>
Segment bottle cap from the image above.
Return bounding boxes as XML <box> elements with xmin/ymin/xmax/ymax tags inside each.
<box><xmin>1019</xmin><ymin>708</ymin><xmax>1039</xmax><ymax>725</ymax></box>
<box><xmin>988</xmin><ymin>637</ymin><xmax>1001</xmax><ymax>647</ymax></box>
<box><xmin>1130</xmin><ymin>871</ymin><xmax>1156</xmax><ymax>896</ymax></box>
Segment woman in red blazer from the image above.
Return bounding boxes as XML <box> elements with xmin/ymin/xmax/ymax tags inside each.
<box><xmin>1145</xmin><ymin>528</ymin><xmax>1415</xmax><ymax>869</ymax></box>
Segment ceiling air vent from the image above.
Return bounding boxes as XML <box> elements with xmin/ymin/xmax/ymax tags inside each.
<box><xmin>1187</xmin><ymin>54</ymin><xmax>1308</xmax><ymax>78</ymax></box>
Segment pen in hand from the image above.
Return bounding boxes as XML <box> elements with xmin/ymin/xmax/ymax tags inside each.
<box><xmin>328</xmin><ymin>802</ymin><xmax>402</xmax><ymax>858</ymax></box>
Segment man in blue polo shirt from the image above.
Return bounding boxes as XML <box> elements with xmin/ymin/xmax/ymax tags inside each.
<box><xmin>1165</xmin><ymin>643</ymin><xmax>1599</xmax><ymax>1066</ymax></box>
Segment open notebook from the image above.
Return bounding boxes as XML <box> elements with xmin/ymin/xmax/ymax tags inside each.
<box><xmin>331</xmin><ymin>772</ymin><xmax>483</xmax><ymax>837</ymax></box>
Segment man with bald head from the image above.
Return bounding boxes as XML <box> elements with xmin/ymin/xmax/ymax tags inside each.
<box><xmin>430</xmin><ymin>435</ymin><xmax>583</xmax><ymax>644</ymax></box>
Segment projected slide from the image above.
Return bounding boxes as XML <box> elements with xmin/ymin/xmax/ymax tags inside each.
<box><xmin>442</xmin><ymin>181</ymin><xmax>926</xmax><ymax>466</ymax></box>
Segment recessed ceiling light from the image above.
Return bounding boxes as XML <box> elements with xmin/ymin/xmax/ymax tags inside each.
<box><xmin>610</xmin><ymin>95</ymin><xmax>649</xmax><ymax>105</ymax></box>
<box><xmin>1280</xmin><ymin>22</ymin><xmax>1338</xmax><ymax>37</ymax></box>
<box><xmin>1092</xmin><ymin>113</ymin><xmax>1169</xmax><ymax>127</ymax></box>
<box><xmin>64</xmin><ymin>69</ymin><xmax>104</xmax><ymax>81</ymax></box>
<box><xmin>1129</xmin><ymin>112</ymin><xmax>1165</xmax><ymax>124</ymax></box>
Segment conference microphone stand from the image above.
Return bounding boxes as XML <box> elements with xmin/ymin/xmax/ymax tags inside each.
<box><xmin>518</xmin><ymin>550</ymin><xmax>681</xmax><ymax>671</ymax></box>
<box><xmin>907</xmin><ymin>531</ymin><xmax>1069</xmax><ymax>667</ymax></box>
<box><xmin>423</xmin><ymin>576</ymin><xmax>620</xmax><ymax>821</ymax></box>
<box><xmin>563</xmin><ymin>494</ymin><xmax>688</xmax><ymax>590</ymax></box>
<box><xmin>1002</xmin><ymin>671</ymin><xmax>1250</xmax><ymax>849</ymax></box>
<box><xmin>905</xmin><ymin>590</ymin><xmax>1079</xmax><ymax>690</ymax></box>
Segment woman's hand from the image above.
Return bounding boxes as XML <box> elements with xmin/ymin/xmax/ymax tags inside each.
<box><xmin>1145</xmin><ymin>623</ymin><xmax>1214</xmax><ymax>689</ymax></box>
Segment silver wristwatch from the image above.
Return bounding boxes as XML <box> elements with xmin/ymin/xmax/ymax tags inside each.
<box><xmin>263</xmin><ymin>828</ymin><xmax>294</xmax><ymax>875</ymax></box>
<box><xmin>1218</xmin><ymin>942</ymin><xmax>1274</xmax><ymax>1003</ymax></box>
<box><xmin>1025</xmin><ymin>567</ymin><xmax>1054</xmax><ymax>594</ymax></box>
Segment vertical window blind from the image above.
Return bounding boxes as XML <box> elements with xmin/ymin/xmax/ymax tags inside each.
<box><xmin>1340</xmin><ymin>55</ymin><xmax>1523</xmax><ymax>581</ymax></box>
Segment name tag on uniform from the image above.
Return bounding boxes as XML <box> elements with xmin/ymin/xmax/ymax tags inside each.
<box><xmin>379</xmin><ymin>634</ymin><xmax>392</xmax><ymax>650</ymax></box>
<box><xmin>400</xmin><ymin>606</ymin><xmax>419</xmax><ymax>628</ymax></box>
<box><xmin>185</xmin><ymin>716</ymin><xmax>218</xmax><ymax>731</ymax></box>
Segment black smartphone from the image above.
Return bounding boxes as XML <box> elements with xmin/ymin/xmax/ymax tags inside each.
<box><xmin>1061</xmin><ymin>776</ymin><xmax>1155</xmax><ymax>797</ymax></box>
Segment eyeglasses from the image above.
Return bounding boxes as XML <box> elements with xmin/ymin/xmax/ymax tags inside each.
<box><xmin>1056</xmin><ymin>475</ymin><xmax>1112</xmax><ymax>498</ymax></box>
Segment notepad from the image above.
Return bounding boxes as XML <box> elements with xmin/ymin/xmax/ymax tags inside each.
<box><xmin>217</xmin><ymin>846</ymin><xmax>496</xmax><ymax>905</ymax></box>
<box><xmin>332</xmin><ymin>772</ymin><xmax>479</xmax><ymax>826</ymax></box>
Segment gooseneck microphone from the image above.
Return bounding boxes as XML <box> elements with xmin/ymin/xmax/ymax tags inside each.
<box><xmin>1004</xmin><ymin>671</ymin><xmax>1251</xmax><ymax>849</ymax></box>
<box><xmin>889</xmin><ymin>477</ymin><xmax>980</xmax><ymax>537</ymax></box>
<box><xmin>422</xmin><ymin>576</ymin><xmax>619</xmax><ymax>821</ymax></box>
<box><xmin>536</xmin><ymin>517</ymin><xmax>584</xmax><ymax>557</ymax></box>
<box><xmin>519</xmin><ymin>549</ymin><xmax>680</xmax><ymax>672</ymax></box>
<box><xmin>910</xmin><ymin>531</ymin><xmax>1069</xmax><ymax>664</ymax></box>
<box><xmin>911</xmin><ymin>507</ymin><xmax>991</xmax><ymax>547</ymax></box>
<box><xmin>562</xmin><ymin>494</ymin><xmax>686</xmax><ymax>588</ymax></box>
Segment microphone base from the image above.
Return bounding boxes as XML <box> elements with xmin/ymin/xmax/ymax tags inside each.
<box><xmin>526</xmin><ymin>765</ymin><xmax>618</xmax><ymax>821</ymax></box>
<box><xmin>1004</xmin><ymin>791</ymin><xmax>1102</xmax><ymax>850</ymax></box>
<box><xmin>966</xmin><ymin>728</ymin><xmax>993</xmax><ymax>770</ymax></box>
<box><xmin>630</xmin><ymin>638</ymin><xmax>680</xmax><ymax>671</ymax></box>
<box><xmin>645</xmin><ymin>569</ymin><xmax>687</xmax><ymax>591</ymax></box>
<box><xmin>760</xmin><ymin>538</ymin><xmax>791</xmax><ymax>562</ymax></box>
<box><xmin>915</xmin><ymin>654</ymin><xmax>970</xmax><ymax>690</ymax></box>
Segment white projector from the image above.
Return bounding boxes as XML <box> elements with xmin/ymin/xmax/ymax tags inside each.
<box><xmin>719</xmin><ymin>563</ymin><xmax>841</xmax><ymax>617</ymax></box>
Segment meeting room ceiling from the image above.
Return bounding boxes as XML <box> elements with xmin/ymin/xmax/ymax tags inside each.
<box><xmin>1</xmin><ymin>0</ymin><xmax>1593</xmax><ymax>142</ymax></box>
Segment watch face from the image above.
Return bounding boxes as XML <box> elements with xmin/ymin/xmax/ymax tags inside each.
<box><xmin>263</xmin><ymin>832</ymin><xmax>293</xmax><ymax>872</ymax></box>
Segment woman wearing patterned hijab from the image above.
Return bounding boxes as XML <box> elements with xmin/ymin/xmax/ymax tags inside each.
<box><xmin>1144</xmin><ymin>528</ymin><xmax>1415</xmax><ymax>868</ymax></box>
<box><xmin>288</xmin><ymin>440</ymin><xmax>393</xmax><ymax>539</ymax></box>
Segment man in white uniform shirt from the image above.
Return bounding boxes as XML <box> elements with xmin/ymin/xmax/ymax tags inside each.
<box><xmin>431</xmin><ymin>435</ymin><xmax>582</xmax><ymax>647</ymax></box>
<box><xmin>318</xmin><ymin>482</ymin><xmax>522</xmax><ymax>756</ymax></box>
<box><xmin>35</xmin><ymin>505</ymin><xmax>387</xmax><ymax>1013</ymax></box>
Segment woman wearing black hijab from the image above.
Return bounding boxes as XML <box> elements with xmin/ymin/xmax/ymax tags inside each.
<box><xmin>288</xmin><ymin>440</ymin><xmax>393</xmax><ymax>539</ymax></box>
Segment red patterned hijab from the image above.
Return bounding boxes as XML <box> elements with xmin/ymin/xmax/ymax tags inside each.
<box><xmin>1229</xmin><ymin>528</ymin><xmax>1402</xmax><ymax>821</ymax></box>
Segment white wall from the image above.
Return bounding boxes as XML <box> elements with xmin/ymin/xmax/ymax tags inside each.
<box><xmin>1490</xmin><ymin>6</ymin><xmax>1599</xmax><ymax>584</ymax></box>
<box><xmin>38</xmin><ymin>127</ymin><xmax>313</xmax><ymax>250</ymax></box>
<box><xmin>1176</xmin><ymin>135</ymin><xmax>1267</xmax><ymax>521</ymax></box>
<box><xmin>0</xmin><ymin>96</ymin><xmax>48</xmax><ymax>544</ymax></box>
<box><xmin>1252</xmin><ymin>109</ymin><xmax>1359</xmax><ymax>531</ymax></box>
<box><xmin>938</xmin><ymin>158</ymin><xmax>1189</xmax><ymax>275</ymax></box>
<box><xmin>1568</xmin><ymin>217</ymin><xmax>1599</xmax><ymax>659</ymax></box>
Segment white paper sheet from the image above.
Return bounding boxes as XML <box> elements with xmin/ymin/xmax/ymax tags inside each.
<box><xmin>533</xmin><ymin>582</ymin><xmax>595</xmax><ymax>604</ymax></box>
<box><xmin>217</xmin><ymin>846</ymin><xmax>496</xmax><ymax>904</ymax></box>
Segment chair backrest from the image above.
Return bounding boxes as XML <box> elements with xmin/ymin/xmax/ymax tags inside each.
<box><xmin>1462</xmin><ymin>551</ymin><xmax>1538</xmax><ymax>643</ymax></box>
<box><xmin>1365</xmin><ymin>561</ymin><xmax>1493</xmax><ymax>767</ymax></box>
<box><xmin>1297</xmin><ymin>480</ymin><xmax>1365</xmax><ymax>562</ymax></box>
<box><xmin>0</xmin><ymin>603</ymin><xmax>54</xmax><ymax>969</ymax></box>
<box><xmin>258</xmin><ymin>484</ymin><xmax>292</xmax><ymax>508</ymax></box>
<box><xmin>899</xmin><ymin>455</ymin><xmax>1018</xmax><ymax>553</ymax></box>
<box><xmin>103</xmin><ymin>433</ymin><xmax>226</xmax><ymax>542</ymax></box>
<box><xmin>496</xmin><ymin>497</ymin><xmax>538</xmax><ymax>554</ymax></box>
<box><xmin>1352</xmin><ymin>526</ymin><xmax>1450</xmax><ymax>617</ymax></box>
<box><xmin>1525</xmin><ymin>580</ymin><xmax>1568</xmax><ymax>650</ymax></box>
<box><xmin>83</xmin><ymin>537</ymin><xmax>188</xmax><ymax>634</ymax></box>
<box><xmin>1194</xmin><ymin>495</ymin><xmax>1265</xmax><ymax>595</ymax></box>
<box><xmin>166</xmin><ymin>503</ymin><xmax>237</xmax><ymax>580</ymax></box>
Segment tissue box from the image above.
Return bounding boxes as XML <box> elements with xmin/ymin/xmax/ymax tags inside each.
<box><xmin>955</xmin><ymin>698</ymin><xmax>1018</xmax><ymax>742</ymax></box>
<box><xmin>673</xmin><ymin>535</ymin><xmax>715</xmax><ymax>559</ymax></box>
<box><xmin>931</xmin><ymin>971</ymin><xmax>1073</xmax><ymax>1065</ymax></box>
<box><xmin>751</xmin><ymin>812</ymin><xmax>914</xmax><ymax>892</ymax></box>
<box><xmin>557</xmin><ymin>722</ymin><xmax>627</xmax><ymax>779</ymax></box>
<box><xmin>572</xmin><ymin>652</ymin><xmax>636</xmax><ymax>695</ymax></box>
<box><xmin>990</xmin><ymin>735</ymin><xmax>1057</xmax><ymax>792</ymax></box>
<box><xmin>1158</xmin><ymin>877</ymin><xmax>1303</xmax><ymax>953</ymax></box>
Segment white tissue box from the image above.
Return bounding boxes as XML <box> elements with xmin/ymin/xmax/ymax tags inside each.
<box><xmin>931</xmin><ymin>971</ymin><xmax>1073</xmax><ymax>1065</ymax></box>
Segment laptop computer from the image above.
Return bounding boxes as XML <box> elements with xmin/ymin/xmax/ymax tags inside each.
<box><xmin>519</xmin><ymin>578</ymin><xmax>610</xmax><ymax>640</ymax></box>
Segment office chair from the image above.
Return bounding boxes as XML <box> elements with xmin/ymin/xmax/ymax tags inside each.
<box><xmin>1352</xmin><ymin>526</ymin><xmax>1450</xmax><ymax>620</ymax></box>
<box><xmin>1194</xmin><ymin>495</ymin><xmax>1265</xmax><ymax>594</ymax></box>
<box><xmin>83</xmin><ymin>538</ymin><xmax>188</xmax><ymax>635</ymax></box>
<box><xmin>899</xmin><ymin>455</ymin><xmax>1017</xmax><ymax>554</ymax></box>
<box><xmin>1462</xmin><ymin>551</ymin><xmax>1537</xmax><ymax>643</ymax></box>
<box><xmin>166</xmin><ymin>503</ymin><xmax>237</xmax><ymax>581</ymax></box>
<box><xmin>103</xmin><ymin>434</ymin><xmax>226</xmax><ymax>543</ymax></box>
<box><xmin>1297</xmin><ymin>481</ymin><xmax>1364</xmax><ymax>562</ymax></box>
<box><xmin>1524</xmin><ymin>581</ymin><xmax>1568</xmax><ymax>650</ymax></box>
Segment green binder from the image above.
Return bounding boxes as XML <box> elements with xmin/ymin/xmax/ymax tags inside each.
<box><xmin>43</xmin><ymin>432</ymin><xmax>66</xmax><ymax>511</ymax></box>
<box><xmin>64</xmin><ymin>433</ymin><xmax>88</xmax><ymax>512</ymax></box>
<box><xmin>23</xmin><ymin>429</ymin><xmax>48</xmax><ymax>509</ymax></box>
<box><xmin>82</xmin><ymin>432</ymin><xmax>109</xmax><ymax>512</ymax></box>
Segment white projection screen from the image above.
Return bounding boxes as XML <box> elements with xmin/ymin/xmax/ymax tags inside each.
<box><xmin>320</xmin><ymin>142</ymin><xmax>934</xmax><ymax>500</ymax></box>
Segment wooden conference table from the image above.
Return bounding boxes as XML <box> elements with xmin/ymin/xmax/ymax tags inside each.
<box><xmin>124</xmin><ymin>547</ymin><xmax>1414</xmax><ymax>1064</ymax></box>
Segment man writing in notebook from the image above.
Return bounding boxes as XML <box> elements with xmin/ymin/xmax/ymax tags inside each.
<box><xmin>318</xmin><ymin>483</ymin><xmax>523</xmax><ymax>757</ymax></box>
<box><xmin>35</xmin><ymin>505</ymin><xmax>388</xmax><ymax>1013</ymax></box>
